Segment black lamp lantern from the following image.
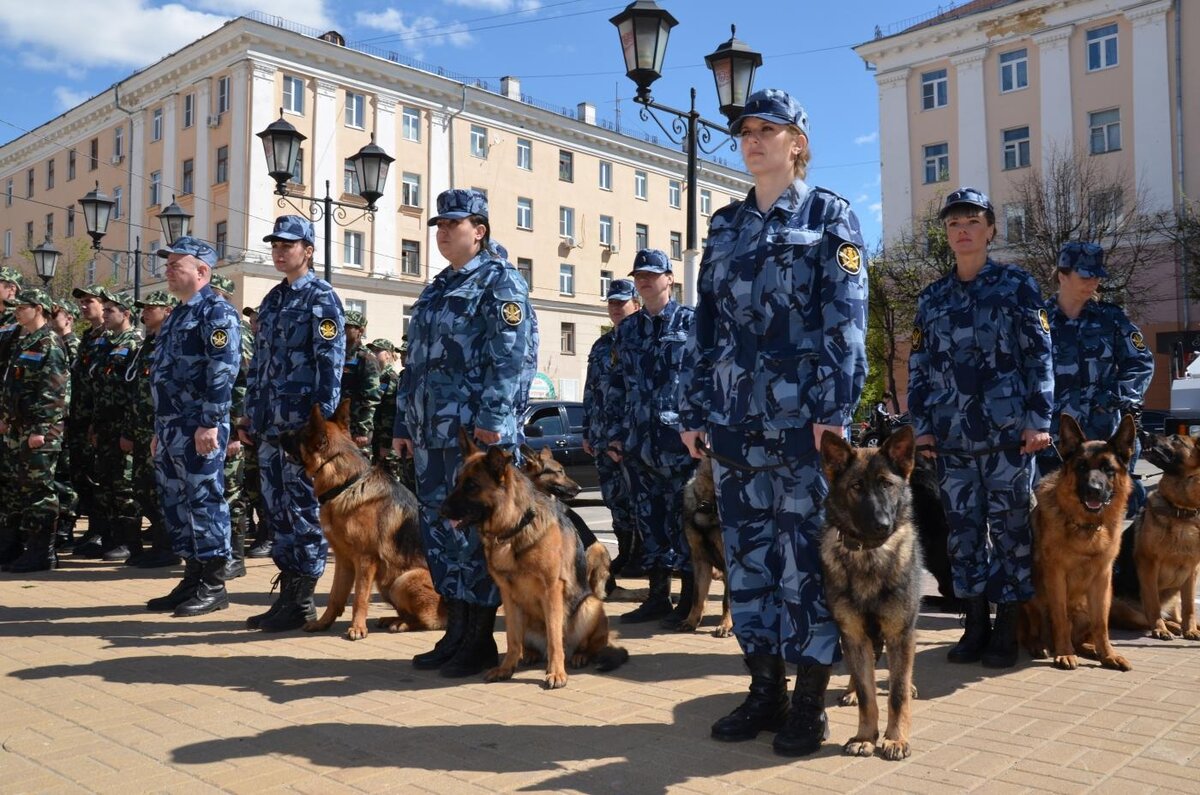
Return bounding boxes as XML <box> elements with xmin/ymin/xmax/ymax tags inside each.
<box><xmin>78</xmin><ymin>181</ymin><xmax>115</xmax><ymax>250</ymax></box>
<box><xmin>704</xmin><ymin>25</ymin><xmax>763</xmax><ymax>125</ymax></box>
<box><xmin>256</xmin><ymin>111</ymin><xmax>307</xmax><ymax>192</ymax></box>
<box><xmin>157</xmin><ymin>197</ymin><xmax>193</xmax><ymax>245</ymax></box>
<box><xmin>348</xmin><ymin>134</ymin><xmax>395</xmax><ymax>209</ymax></box>
<box><xmin>610</xmin><ymin>1</ymin><xmax>678</xmax><ymax>103</ymax></box>
<box><xmin>31</xmin><ymin>236</ymin><xmax>61</xmax><ymax>288</ymax></box>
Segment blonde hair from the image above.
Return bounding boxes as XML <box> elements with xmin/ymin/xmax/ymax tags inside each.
<box><xmin>789</xmin><ymin>125</ymin><xmax>811</xmax><ymax>179</ymax></box>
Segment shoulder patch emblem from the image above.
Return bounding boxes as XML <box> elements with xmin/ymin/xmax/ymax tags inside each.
<box><xmin>836</xmin><ymin>243</ymin><xmax>861</xmax><ymax>275</ymax></box>
<box><xmin>501</xmin><ymin>302</ymin><xmax>524</xmax><ymax>327</ymax></box>
<box><xmin>210</xmin><ymin>329</ymin><xmax>229</xmax><ymax>349</ymax></box>
<box><xmin>319</xmin><ymin>318</ymin><xmax>338</xmax><ymax>340</ymax></box>
<box><xmin>1038</xmin><ymin>308</ymin><xmax>1051</xmax><ymax>334</ymax></box>
<box><xmin>1130</xmin><ymin>331</ymin><xmax>1146</xmax><ymax>351</ymax></box>
<box><xmin>911</xmin><ymin>326</ymin><xmax>923</xmax><ymax>352</ymax></box>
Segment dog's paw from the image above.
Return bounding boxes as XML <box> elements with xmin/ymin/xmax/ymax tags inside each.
<box><xmin>910</xmin><ymin>683</ymin><xmax>919</xmax><ymax>699</ymax></box>
<box><xmin>1053</xmin><ymin>654</ymin><xmax>1079</xmax><ymax>670</ymax></box>
<box><xmin>838</xmin><ymin>691</ymin><xmax>859</xmax><ymax>707</ymax></box>
<box><xmin>879</xmin><ymin>738</ymin><xmax>911</xmax><ymax>761</ymax></box>
<box><xmin>1151</xmin><ymin>627</ymin><xmax>1177</xmax><ymax>641</ymax></box>
<box><xmin>302</xmin><ymin>619</ymin><xmax>331</xmax><ymax>633</ymax></box>
<box><xmin>483</xmin><ymin>666</ymin><xmax>514</xmax><ymax>683</ymax></box>
<box><xmin>1183</xmin><ymin>629</ymin><xmax>1200</xmax><ymax>641</ymax></box>
<box><xmin>843</xmin><ymin>739</ymin><xmax>875</xmax><ymax>757</ymax></box>
<box><xmin>1101</xmin><ymin>654</ymin><xmax>1132</xmax><ymax>672</ymax></box>
<box><xmin>713</xmin><ymin>623</ymin><xmax>734</xmax><ymax>638</ymax></box>
<box><xmin>544</xmin><ymin>670</ymin><xmax>568</xmax><ymax>689</ymax></box>
<box><xmin>345</xmin><ymin>625</ymin><xmax>367</xmax><ymax>641</ymax></box>
<box><xmin>569</xmin><ymin>652</ymin><xmax>589</xmax><ymax>669</ymax></box>
<box><xmin>520</xmin><ymin>650</ymin><xmax>543</xmax><ymax>667</ymax></box>
<box><xmin>674</xmin><ymin>620</ymin><xmax>700</xmax><ymax>633</ymax></box>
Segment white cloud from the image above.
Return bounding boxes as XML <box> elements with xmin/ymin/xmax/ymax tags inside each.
<box><xmin>355</xmin><ymin>9</ymin><xmax>474</xmax><ymax>57</ymax></box>
<box><xmin>54</xmin><ymin>86</ymin><xmax>95</xmax><ymax>112</ymax></box>
<box><xmin>188</xmin><ymin>0</ymin><xmax>331</xmax><ymax>29</ymax></box>
<box><xmin>854</xmin><ymin>131</ymin><xmax>879</xmax><ymax>146</ymax></box>
<box><xmin>868</xmin><ymin>202</ymin><xmax>883</xmax><ymax>224</ymax></box>
<box><xmin>444</xmin><ymin>0</ymin><xmax>542</xmax><ymax>10</ymax></box>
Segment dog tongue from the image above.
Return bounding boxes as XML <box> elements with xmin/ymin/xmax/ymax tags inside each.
<box><xmin>1086</xmin><ymin>499</ymin><xmax>1104</xmax><ymax>511</ymax></box>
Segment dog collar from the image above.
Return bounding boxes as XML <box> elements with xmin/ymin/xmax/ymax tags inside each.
<box><xmin>317</xmin><ymin>470</ymin><xmax>366</xmax><ymax>505</ymax></box>
<box><xmin>837</xmin><ymin>529</ymin><xmax>885</xmax><ymax>552</ymax></box>
<box><xmin>496</xmin><ymin>508</ymin><xmax>538</xmax><ymax>541</ymax></box>
<box><xmin>1150</xmin><ymin>494</ymin><xmax>1200</xmax><ymax>519</ymax></box>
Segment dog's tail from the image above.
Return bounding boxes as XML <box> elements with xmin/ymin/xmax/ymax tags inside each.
<box><xmin>595</xmin><ymin>633</ymin><xmax>630</xmax><ymax>672</ymax></box>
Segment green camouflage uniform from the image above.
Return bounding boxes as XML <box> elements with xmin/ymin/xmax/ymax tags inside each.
<box><xmin>92</xmin><ymin>320</ymin><xmax>145</xmax><ymax>549</ymax></box>
<box><xmin>342</xmin><ymin>315</ymin><xmax>381</xmax><ymax>454</ymax></box>
<box><xmin>67</xmin><ymin>287</ymin><xmax>114</xmax><ymax>549</ymax></box>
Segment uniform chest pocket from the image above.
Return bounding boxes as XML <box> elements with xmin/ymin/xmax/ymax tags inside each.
<box><xmin>441</xmin><ymin>286</ymin><xmax>485</xmax><ymax>332</ymax></box>
<box><xmin>279</xmin><ymin>307</ymin><xmax>312</xmax><ymax>348</ymax></box>
<box><xmin>765</xmin><ymin>228</ymin><xmax>822</xmax><ymax>248</ymax></box>
<box><xmin>659</xmin><ymin>330</ymin><xmax>688</xmax><ymax>366</ymax></box>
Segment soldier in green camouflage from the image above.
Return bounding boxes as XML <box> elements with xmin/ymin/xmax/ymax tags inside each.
<box><xmin>0</xmin><ymin>288</ymin><xmax>71</xmax><ymax>573</ymax></box>
<box><xmin>48</xmin><ymin>298</ymin><xmax>81</xmax><ymax>547</ymax></box>
<box><xmin>210</xmin><ymin>273</ymin><xmax>253</xmax><ymax>578</ymax></box>
<box><xmin>0</xmin><ymin>267</ymin><xmax>27</xmax><ymax>565</ymax></box>
<box><xmin>342</xmin><ymin>311</ymin><xmax>381</xmax><ymax>456</ymax></box>
<box><xmin>240</xmin><ymin>305</ymin><xmax>271</xmax><ymax>558</ymax></box>
<box><xmin>67</xmin><ymin>284</ymin><xmax>113</xmax><ymax>558</ymax></box>
<box><xmin>366</xmin><ymin>337</ymin><xmax>414</xmax><ymax>489</ymax></box>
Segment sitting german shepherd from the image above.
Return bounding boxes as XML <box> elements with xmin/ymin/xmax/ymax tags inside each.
<box><xmin>678</xmin><ymin>457</ymin><xmax>733</xmax><ymax>637</ymax></box>
<box><xmin>443</xmin><ymin>430</ymin><xmax>628</xmax><ymax>689</ymax></box>
<box><xmin>1019</xmin><ymin>414</ymin><xmax>1135</xmax><ymax>671</ymax></box>
<box><xmin>818</xmin><ymin>426</ymin><xmax>922</xmax><ymax>761</ymax></box>
<box><xmin>1109</xmin><ymin>429</ymin><xmax>1200</xmax><ymax>641</ymax></box>
<box><xmin>281</xmin><ymin>402</ymin><xmax>444</xmax><ymax>640</ymax></box>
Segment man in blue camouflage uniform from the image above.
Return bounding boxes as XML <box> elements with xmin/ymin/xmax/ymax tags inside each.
<box><xmin>679</xmin><ymin>89</ymin><xmax>868</xmax><ymax>756</ymax></box>
<box><xmin>909</xmin><ymin>187</ymin><xmax>1054</xmax><ymax>670</ymax></box>
<box><xmin>582</xmin><ymin>278</ymin><xmax>641</xmax><ymax>583</ymax></box>
<box><xmin>342</xmin><ymin>310</ymin><xmax>381</xmax><ymax>456</ymax></box>
<box><xmin>240</xmin><ymin>216</ymin><xmax>345</xmax><ymax>632</ymax></box>
<box><xmin>66</xmin><ymin>284</ymin><xmax>113</xmax><ymax>558</ymax></box>
<box><xmin>1040</xmin><ymin>242</ymin><xmax>1154</xmax><ymax>515</ymax></box>
<box><xmin>394</xmin><ymin>189</ymin><xmax>536</xmax><ymax>678</ymax></box>
<box><xmin>603</xmin><ymin>249</ymin><xmax>698</xmax><ymax>626</ymax></box>
<box><xmin>146</xmin><ymin>238</ymin><xmax>241</xmax><ymax>617</ymax></box>
<box><xmin>0</xmin><ymin>267</ymin><xmax>26</xmax><ymax>565</ymax></box>
<box><xmin>49</xmin><ymin>298</ymin><xmax>81</xmax><ymax>548</ymax></box>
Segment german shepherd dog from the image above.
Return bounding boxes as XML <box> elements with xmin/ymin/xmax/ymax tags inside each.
<box><xmin>443</xmin><ymin>431</ymin><xmax>629</xmax><ymax>688</ymax></box>
<box><xmin>280</xmin><ymin>402</ymin><xmax>444</xmax><ymax>640</ymax></box>
<box><xmin>818</xmin><ymin>426</ymin><xmax>922</xmax><ymax>761</ymax></box>
<box><xmin>1109</xmin><ymin>430</ymin><xmax>1200</xmax><ymax>641</ymax></box>
<box><xmin>1019</xmin><ymin>414</ymin><xmax>1135</xmax><ymax>671</ymax></box>
<box><xmin>678</xmin><ymin>457</ymin><xmax>733</xmax><ymax>637</ymax></box>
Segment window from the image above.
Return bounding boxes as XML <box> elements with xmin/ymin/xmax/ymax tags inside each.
<box><xmin>345</xmin><ymin>92</ymin><xmax>365</xmax><ymax>128</ymax></box>
<box><xmin>46</xmin><ymin>159</ymin><xmax>54</xmax><ymax>190</ymax></box>
<box><xmin>517</xmin><ymin>197</ymin><xmax>533</xmax><ymax>230</ymax></box>
<box><xmin>1087</xmin><ymin>24</ymin><xmax>1118</xmax><ymax>71</ymax></box>
<box><xmin>89</xmin><ymin>138</ymin><xmax>98</xmax><ymax>171</ymax></box>
<box><xmin>150</xmin><ymin>171</ymin><xmax>162</xmax><ymax>206</ymax></box>
<box><xmin>344</xmin><ymin>230</ymin><xmax>364</xmax><ymax>266</ymax></box>
<box><xmin>215</xmin><ymin>221</ymin><xmax>227</xmax><ymax>260</ymax></box>
<box><xmin>112</xmin><ymin>186</ymin><xmax>122</xmax><ymax>220</ymax></box>
<box><xmin>2</xmin><ymin>230</ymin><xmax>9</xmax><ymax>257</ymax></box>
<box><xmin>1000</xmin><ymin>49</ymin><xmax>1028</xmax><ymax>93</ymax></box>
<box><xmin>701</xmin><ymin>189</ymin><xmax>712</xmax><ymax>215</ymax></box>
<box><xmin>25</xmin><ymin>221</ymin><xmax>34</xmax><ymax>248</ymax></box>
<box><xmin>401</xmin><ymin>239</ymin><xmax>421</xmax><ymax>276</ymax></box>
<box><xmin>517</xmin><ymin>257</ymin><xmax>532</xmax><ymax>287</ymax></box>
<box><xmin>402</xmin><ymin>172</ymin><xmax>421</xmax><ymax>207</ymax></box>
<box><xmin>516</xmin><ymin>137</ymin><xmax>532</xmax><ymax>170</ymax></box>
<box><xmin>1002</xmin><ymin>127</ymin><xmax>1030</xmax><ymax>170</ymax></box>
<box><xmin>343</xmin><ymin>159</ymin><xmax>360</xmax><ymax>195</ymax></box>
<box><xmin>923</xmin><ymin>143</ymin><xmax>950</xmax><ymax>183</ymax></box>
<box><xmin>344</xmin><ymin>298</ymin><xmax>366</xmax><ymax>318</ymax></box>
<box><xmin>85</xmin><ymin>258</ymin><xmax>95</xmax><ymax>283</ymax></box>
<box><xmin>559</xmin><ymin>206</ymin><xmax>575</xmax><ymax>240</ymax></box>
<box><xmin>283</xmin><ymin>75</ymin><xmax>304</xmax><ymax>114</ymax></box>
<box><xmin>599</xmin><ymin>160</ymin><xmax>612</xmax><ymax>191</ymax></box>
<box><xmin>527</xmin><ymin>406</ymin><xmax>565</xmax><ymax>437</ymax></box>
<box><xmin>600</xmin><ymin>270</ymin><xmax>613</xmax><ymax>297</ymax></box>
<box><xmin>68</xmin><ymin>150</ymin><xmax>76</xmax><ymax>181</ymax></box>
<box><xmin>558</xmin><ymin>149</ymin><xmax>574</xmax><ymax>182</ymax></box>
<box><xmin>1089</xmin><ymin>189</ymin><xmax>1123</xmax><ymax>231</ymax></box>
<box><xmin>634</xmin><ymin>170</ymin><xmax>647</xmax><ymax>199</ymax></box>
<box><xmin>147</xmin><ymin>241</ymin><xmax>161</xmax><ymax>276</ymax></box>
<box><xmin>217</xmin><ymin>77</ymin><xmax>230</xmax><ymax>114</ymax></box>
<box><xmin>599</xmin><ymin>215</ymin><xmax>613</xmax><ymax>246</ymax></box>
<box><xmin>670</xmin><ymin>231</ymin><xmax>682</xmax><ymax>260</ymax></box>
<box><xmin>402</xmin><ymin>106</ymin><xmax>420</xmax><ymax>141</ymax></box>
<box><xmin>635</xmin><ymin>223</ymin><xmax>648</xmax><ymax>250</ymax></box>
<box><xmin>182</xmin><ymin>159</ymin><xmax>194</xmax><ymax>194</ymax></box>
<box><xmin>470</xmin><ymin>124</ymin><xmax>488</xmax><ymax>158</ymax></box>
<box><xmin>4</xmin><ymin>179</ymin><xmax>9</xmax><ymax>207</ymax></box>
<box><xmin>292</xmin><ymin>148</ymin><xmax>304</xmax><ymax>184</ymax></box>
<box><xmin>27</xmin><ymin>168</ymin><xmax>34</xmax><ymax>198</ymax></box>
<box><xmin>561</xmin><ymin>322</ymin><xmax>576</xmax><ymax>355</ymax></box>
<box><xmin>152</xmin><ymin>108</ymin><xmax>163</xmax><ymax>141</ymax></box>
<box><xmin>66</xmin><ymin>207</ymin><xmax>75</xmax><ymax>237</ymax></box>
<box><xmin>671</xmin><ymin>283</ymin><xmax>683</xmax><ymax>303</ymax></box>
<box><xmin>668</xmin><ymin>180</ymin><xmax>681</xmax><ymax>209</ymax></box>
<box><xmin>559</xmin><ymin>263</ymin><xmax>575</xmax><ymax>295</ymax></box>
<box><xmin>183</xmin><ymin>93</ymin><xmax>194</xmax><ymax>128</ymax></box>
<box><xmin>114</xmin><ymin>126</ymin><xmax>124</xmax><ymax>158</ymax></box>
<box><xmin>1004</xmin><ymin>204</ymin><xmax>1027</xmax><ymax>243</ymax></box>
<box><xmin>215</xmin><ymin>146</ymin><xmax>228</xmax><ymax>184</ymax></box>
<box><xmin>921</xmin><ymin>69</ymin><xmax>948</xmax><ymax>110</ymax></box>
<box><xmin>45</xmin><ymin>212</ymin><xmax>54</xmax><ymax>240</ymax></box>
<box><xmin>1089</xmin><ymin>109</ymin><xmax>1121</xmax><ymax>154</ymax></box>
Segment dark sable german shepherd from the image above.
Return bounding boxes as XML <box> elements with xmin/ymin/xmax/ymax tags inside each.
<box><xmin>281</xmin><ymin>402</ymin><xmax>444</xmax><ymax>640</ymax></box>
<box><xmin>443</xmin><ymin>430</ymin><xmax>628</xmax><ymax>689</ymax></box>
<box><xmin>1019</xmin><ymin>414</ymin><xmax>1135</xmax><ymax>672</ymax></box>
<box><xmin>1109</xmin><ymin>430</ymin><xmax>1200</xmax><ymax>641</ymax></box>
<box><xmin>819</xmin><ymin>426</ymin><xmax>922</xmax><ymax>762</ymax></box>
<box><xmin>678</xmin><ymin>457</ymin><xmax>733</xmax><ymax>637</ymax></box>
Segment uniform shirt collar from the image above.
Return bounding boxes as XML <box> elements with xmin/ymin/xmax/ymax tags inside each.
<box><xmin>739</xmin><ymin>178</ymin><xmax>811</xmax><ymax>222</ymax></box>
<box><xmin>185</xmin><ymin>284</ymin><xmax>215</xmax><ymax>307</ymax></box>
<box><xmin>287</xmin><ymin>270</ymin><xmax>317</xmax><ymax>290</ymax></box>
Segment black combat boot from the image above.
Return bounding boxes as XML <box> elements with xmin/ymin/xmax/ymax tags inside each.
<box><xmin>246</xmin><ymin>522</ymin><xmax>273</xmax><ymax>558</ymax></box>
<box><xmin>134</xmin><ymin>517</ymin><xmax>179</xmax><ymax>568</ymax></box>
<box><xmin>947</xmin><ymin>595</ymin><xmax>992</xmax><ymax>664</ymax></box>
<box><xmin>257</xmin><ymin>573</ymin><xmax>318</xmax><ymax>632</ymax></box>
<box><xmin>610</xmin><ymin>528</ymin><xmax>634</xmax><ymax>577</ymax></box>
<box><xmin>412</xmin><ymin>598</ymin><xmax>469</xmax><ymax>670</ymax></box>
<box><xmin>621</xmin><ymin>567</ymin><xmax>673</xmax><ymax>624</ymax></box>
<box><xmin>223</xmin><ymin>517</ymin><xmax>247</xmax><ymax>580</ymax></box>
<box><xmin>246</xmin><ymin>571</ymin><xmax>291</xmax><ymax>629</ymax></box>
<box><xmin>71</xmin><ymin>517</ymin><xmax>106</xmax><ymax>559</ymax></box>
<box><xmin>173</xmin><ymin>557</ymin><xmax>230</xmax><ymax>617</ymax></box>
<box><xmin>711</xmin><ymin>655</ymin><xmax>789</xmax><ymax>742</ymax></box>
<box><xmin>55</xmin><ymin>515</ymin><xmax>77</xmax><ymax>550</ymax></box>
<box><xmin>106</xmin><ymin>517</ymin><xmax>142</xmax><ymax>564</ymax></box>
<box><xmin>0</xmin><ymin>519</ymin><xmax>24</xmax><ymax>567</ymax></box>
<box><xmin>982</xmin><ymin>601</ymin><xmax>1021</xmax><ymax>669</ymax></box>
<box><xmin>146</xmin><ymin>558</ymin><xmax>203</xmax><ymax>611</ymax></box>
<box><xmin>100</xmin><ymin>517</ymin><xmax>132</xmax><ymax>562</ymax></box>
<box><xmin>773</xmin><ymin>663</ymin><xmax>831</xmax><ymax>757</ymax></box>
<box><xmin>661</xmin><ymin>570</ymin><xmax>696</xmax><ymax>628</ymax></box>
<box><xmin>7</xmin><ymin>519</ymin><xmax>58</xmax><ymax>573</ymax></box>
<box><xmin>439</xmin><ymin>604</ymin><xmax>499</xmax><ymax>678</ymax></box>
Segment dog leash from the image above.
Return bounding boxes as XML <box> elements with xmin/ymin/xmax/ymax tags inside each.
<box><xmin>696</xmin><ymin>437</ymin><xmax>789</xmax><ymax>473</ymax></box>
<box><xmin>916</xmin><ymin>441</ymin><xmax>1030</xmax><ymax>458</ymax></box>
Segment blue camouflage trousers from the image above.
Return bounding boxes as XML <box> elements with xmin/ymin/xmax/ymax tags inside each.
<box><xmin>595</xmin><ymin>454</ymin><xmax>637</xmax><ymax>538</ymax></box>
<box><xmin>413</xmin><ymin>445</ymin><xmax>500</xmax><ymax>607</ymax></box>
<box><xmin>936</xmin><ymin>449</ymin><xmax>1035</xmax><ymax>604</ymax></box>
<box><xmin>624</xmin><ymin>456</ymin><xmax>694</xmax><ymax>572</ymax></box>
<box><xmin>258</xmin><ymin>438</ymin><xmax>327</xmax><ymax>578</ymax></box>
<box><xmin>154</xmin><ymin>424</ymin><xmax>231</xmax><ymax>561</ymax></box>
<box><xmin>709</xmin><ymin>424</ymin><xmax>840</xmax><ymax>666</ymax></box>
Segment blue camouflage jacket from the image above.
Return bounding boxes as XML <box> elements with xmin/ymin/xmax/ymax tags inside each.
<box><xmin>151</xmin><ymin>285</ymin><xmax>241</xmax><ymax>431</ymax></box>
<box><xmin>908</xmin><ymin>259</ymin><xmax>1054</xmax><ymax>446</ymax></box>
<box><xmin>246</xmin><ymin>270</ymin><xmax>345</xmax><ymax>436</ymax></box>
<box><xmin>582</xmin><ymin>330</ymin><xmax>616</xmax><ymax>448</ymax></box>
<box><xmin>680</xmin><ymin>180</ymin><xmax>868</xmax><ymax>431</ymax></box>
<box><xmin>395</xmin><ymin>250</ymin><xmax>535</xmax><ymax>449</ymax></box>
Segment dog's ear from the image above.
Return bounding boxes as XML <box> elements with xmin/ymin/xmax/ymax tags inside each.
<box><xmin>306</xmin><ymin>404</ymin><xmax>328</xmax><ymax>449</ymax></box>
<box><xmin>459</xmin><ymin>427</ymin><xmax>480</xmax><ymax>457</ymax></box>
<box><xmin>1058</xmin><ymin>413</ymin><xmax>1085</xmax><ymax>459</ymax></box>
<box><xmin>881</xmin><ymin>425</ymin><xmax>915</xmax><ymax>479</ymax></box>
<box><xmin>819</xmin><ymin>429</ymin><xmax>854</xmax><ymax>479</ymax></box>
<box><xmin>332</xmin><ymin>398</ymin><xmax>351</xmax><ymax>431</ymax></box>
<box><xmin>1110</xmin><ymin>413</ymin><xmax>1136</xmax><ymax>465</ymax></box>
<box><xmin>518</xmin><ymin>443</ymin><xmax>537</xmax><ymax>464</ymax></box>
<box><xmin>484</xmin><ymin>446</ymin><xmax>512</xmax><ymax>480</ymax></box>
<box><xmin>538</xmin><ymin>447</ymin><xmax>556</xmax><ymax>464</ymax></box>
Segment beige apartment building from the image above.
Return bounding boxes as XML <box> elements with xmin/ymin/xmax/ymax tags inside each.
<box><xmin>856</xmin><ymin>0</ymin><xmax>1199</xmax><ymax>409</ymax></box>
<box><xmin>0</xmin><ymin>14</ymin><xmax>751</xmax><ymax>401</ymax></box>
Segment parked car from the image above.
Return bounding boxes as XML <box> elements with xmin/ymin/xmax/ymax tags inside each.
<box><xmin>521</xmin><ymin>400</ymin><xmax>600</xmax><ymax>489</ymax></box>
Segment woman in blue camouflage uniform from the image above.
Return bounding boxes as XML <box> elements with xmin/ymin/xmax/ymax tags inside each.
<box><xmin>393</xmin><ymin>189</ymin><xmax>536</xmax><ymax>679</ymax></box>
<box><xmin>679</xmin><ymin>89</ymin><xmax>868</xmax><ymax>757</ymax></box>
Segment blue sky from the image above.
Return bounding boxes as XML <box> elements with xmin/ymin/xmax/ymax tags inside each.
<box><xmin>0</xmin><ymin>0</ymin><xmax>948</xmax><ymax>246</ymax></box>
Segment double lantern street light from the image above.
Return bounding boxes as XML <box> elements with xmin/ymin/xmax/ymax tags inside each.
<box><xmin>610</xmin><ymin>0</ymin><xmax>761</xmax><ymax>306</ymax></box>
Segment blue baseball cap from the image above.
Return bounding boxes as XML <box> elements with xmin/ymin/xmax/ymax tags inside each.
<box><xmin>1058</xmin><ymin>241</ymin><xmax>1108</xmax><ymax>278</ymax></box>
<box><xmin>429</xmin><ymin>189</ymin><xmax>489</xmax><ymax>226</ymax></box>
<box><xmin>264</xmin><ymin>214</ymin><xmax>315</xmax><ymax>245</ymax></box>
<box><xmin>157</xmin><ymin>236</ymin><xmax>218</xmax><ymax>267</ymax></box>
<box><xmin>605</xmin><ymin>278</ymin><xmax>636</xmax><ymax>302</ymax></box>
<box><xmin>939</xmin><ymin>187</ymin><xmax>994</xmax><ymax>220</ymax></box>
<box><xmin>629</xmin><ymin>249</ymin><xmax>672</xmax><ymax>276</ymax></box>
<box><xmin>731</xmin><ymin>88</ymin><xmax>809</xmax><ymax>137</ymax></box>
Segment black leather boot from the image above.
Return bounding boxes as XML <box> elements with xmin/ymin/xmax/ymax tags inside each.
<box><xmin>661</xmin><ymin>570</ymin><xmax>696</xmax><ymax>628</ymax></box>
<box><xmin>773</xmin><ymin>663</ymin><xmax>831</xmax><ymax>757</ymax></box>
<box><xmin>246</xmin><ymin>571</ymin><xmax>290</xmax><ymax>629</ymax></box>
<box><xmin>71</xmin><ymin>517</ymin><xmax>106</xmax><ymax>559</ymax></box>
<box><xmin>982</xmin><ymin>601</ymin><xmax>1021</xmax><ymax>669</ymax></box>
<box><xmin>7</xmin><ymin>519</ymin><xmax>57</xmax><ymax>573</ymax></box>
<box><xmin>146</xmin><ymin>559</ymin><xmax>203</xmax><ymax>611</ymax></box>
<box><xmin>246</xmin><ymin>521</ymin><xmax>273</xmax><ymax>558</ymax></box>
<box><xmin>134</xmin><ymin>517</ymin><xmax>179</xmax><ymax>568</ymax></box>
<box><xmin>621</xmin><ymin>567</ymin><xmax>673</xmax><ymax>624</ymax></box>
<box><xmin>0</xmin><ymin>520</ymin><xmax>24</xmax><ymax>567</ymax></box>
<box><xmin>223</xmin><ymin>518</ymin><xmax>247</xmax><ymax>580</ymax></box>
<box><xmin>610</xmin><ymin>528</ymin><xmax>633</xmax><ymax>577</ymax></box>
<box><xmin>440</xmin><ymin>604</ymin><xmax>499</xmax><ymax>678</ymax></box>
<box><xmin>100</xmin><ymin>517</ymin><xmax>133</xmax><ymax>562</ymax></box>
<box><xmin>106</xmin><ymin>517</ymin><xmax>142</xmax><ymax>563</ymax></box>
<box><xmin>173</xmin><ymin>557</ymin><xmax>230</xmax><ymax>617</ymax></box>
<box><xmin>711</xmin><ymin>655</ymin><xmax>789</xmax><ymax>742</ymax></box>
<box><xmin>257</xmin><ymin>573</ymin><xmax>318</xmax><ymax>632</ymax></box>
<box><xmin>54</xmin><ymin>515</ymin><xmax>76</xmax><ymax>550</ymax></box>
<box><xmin>947</xmin><ymin>595</ymin><xmax>992</xmax><ymax>664</ymax></box>
<box><xmin>413</xmin><ymin>598</ymin><xmax>469</xmax><ymax>670</ymax></box>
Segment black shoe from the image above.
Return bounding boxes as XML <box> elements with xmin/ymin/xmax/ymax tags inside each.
<box><xmin>173</xmin><ymin>558</ymin><xmax>230</xmax><ymax>617</ymax></box>
<box><xmin>621</xmin><ymin>567</ymin><xmax>673</xmax><ymax>624</ymax></box>
<box><xmin>6</xmin><ymin>522</ymin><xmax>57</xmax><ymax>574</ymax></box>
<box><xmin>773</xmin><ymin>664</ymin><xmax>831</xmax><ymax>757</ymax></box>
<box><xmin>947</xmin><ymin>596</ymin><xmax>992</xmax><ymax>664</ymax></box>
<box><xmin>982</xmin><ymin>602</ymin><xmax>1021</xmax><ymax>669</ymax></box>
<box><xmin>246</xmin><ymin>572</ymin><xmax>290</xmax><ymax>629</ymax></box>
<box><xmin>711</xmin><ymin>655</ymin><xmax>789</xmax><ymax>742</ymax></box>
<box><xmin>245</xmin><ymin>540</ymin><xmax>273</xmax><ymax>559</ymax></box>
<box><xmin>257</xmin><ymin>573</ymin><xmax>318</xmax><ymax>632</ymax></box>
<box><xmin>440</xmin><ymin>604</ymin><xmax>499</xmax><ymax>678</ymax></box>
<box><xmin>661</xmin><ymin>571</ymin><xmax>696</xmax><ymax>629</ymax></box>
<box><xmin>146</xmin><ymin>559</ymin><xmax>203</xmax><ymax>611</ymax></box>
<box><xmin>101</xmin><ymin>544</ymin><xmax>130</xmax><ymax>563</ymax></box>
<box><xmin>71</xmin><ymin>533</ymin><xmax>104</xmax><ymax>559</ymax></box>
<box><xmin>413</xmin><ymin>599</ymin><xmax>469</xmax><ymax>670</ymax></box>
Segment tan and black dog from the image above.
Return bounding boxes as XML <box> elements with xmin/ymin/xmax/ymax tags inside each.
<box><xmin>677</xmin><ymin>456</ymin><xmax>733</xmax><ymax>637</ymax></box>
<box><xmin>819</xmin><ymin>426</ymin><xmax>922</xmax><ymax>762</ymax></box>
<box><xmin>1109</xmin><ymin>429</ymin><xmax>1200</xmax><ymax>642</ymax></box>
<box><xmin>1019</xmin><ymin>414</ymin><xmax>1135</xmax><ymax>671</ymax></box>
<box><xmin>443</xmin><ymin>431</ymin><xmax>628</xmax><ymax>689</ymax></box>
<box><xmin>280</xmin><ymin>402</ymin><xmax>444</xmax><ymax>640</ymax></box>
